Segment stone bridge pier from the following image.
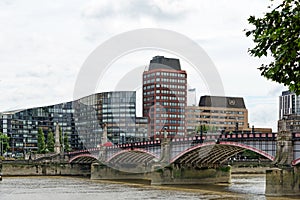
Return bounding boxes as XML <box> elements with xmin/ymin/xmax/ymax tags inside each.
<box><xmin>266</xmin><ymin>126</ymin><xmax>300</xmax><ymax>196</ymax></box>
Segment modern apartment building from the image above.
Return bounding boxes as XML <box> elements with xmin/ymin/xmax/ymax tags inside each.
<box><xmin>74</xmin><ymin>91</ymin><xmax>137</xmax><ymax>146</ymax></box>
<box><xmin>143</xmin><ymin>56</ymin><xmax>187</xmax><ymax>139</ymax></box>
<box><xmin>279</xmin><ymin>90</ymin><xmax>300</xmax><ymax>120</ymax></box>
<box><xmin>0</xmin><ymin>101</ymin><xmax>78</xmax><ymax>155</ymax></box>
<box><xmin>0</xmin><ymin>91</ymin><xmax>147</xmax><ymax>155</ymax></box>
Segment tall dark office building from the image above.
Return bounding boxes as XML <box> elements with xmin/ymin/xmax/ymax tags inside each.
<box><xmin>143</xmin><ymin>56</ymin><xmax>187</xmax><ymax>139</ymax></box>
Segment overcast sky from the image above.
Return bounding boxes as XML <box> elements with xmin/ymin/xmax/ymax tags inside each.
<box><xmin>0</xmin><ymin>0</ymin><xmax>286</xmax><ymax>131</ymax></box>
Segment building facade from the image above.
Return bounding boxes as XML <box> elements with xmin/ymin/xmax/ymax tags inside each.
<box><xmin>143</xmin><ymin>56</ymin><xmax>187</xmax><ymax>139</ymax></box>
<box><xmin>74</xmin><ymin>91</ymin><xmax>137</xmax><ymax>146</ymax></box>
<box><xmin>278</xmin><ymin>114</ymin><xmax>300</xmax><ymax>133</ymax></box>
<box><xmin>279</xmin><ymin>90</ymin><xmax>300</xmax><ymax>120</ymax></box>
<box><xmin>0</xmin><ymin>91</ymin><xmax>147</xmax><ymax>156</ymax></box>
<box><xmin>0</xmin><ymin>101</ymin><xmax>78</xmax><ymax>156</ymax></box>
<box><xmin>185</xmin><ymin>96</ymin><xmax>249</xmax><ymax>134</ymax></box>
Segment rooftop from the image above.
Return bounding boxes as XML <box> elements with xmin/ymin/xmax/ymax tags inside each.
<box><xmin>199</xmin><ymin>95</ymin><xmax>246</xmax><ymax>109</ymax></box>
<box><xmin>148</xmin><ymin>56</ymin><xmax>181</xmax><ymax>71</ymax></box>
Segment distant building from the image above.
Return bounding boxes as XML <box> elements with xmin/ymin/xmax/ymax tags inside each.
<box><xmin>0</xmin><ymin>91</ymin><xmax>147</xmax><ymax>155</ymax></box>
<box><xmin>0</xmin><ymin>101</ymin><xmax>78</xmax><ymax>156</ymax></box>
<box><xmin>135</xmin><ymin>117</ymin><xmax>148</xmax><ymax>141</ymax></box>
<box><xmin>143</xmin><ymin>56</ymin><xmax>187</xmax><ymax>139</ymax></box>
<box><xmin>278</xmin><ymin>114</ymin><xmax>300</xmax><ymax>133</ymax></box>
<box><xmin>186</xmin><ymin>95</ymin><xmax>249</xmax><ymax>133</ymax></box>
<box><xmin>279</xmin><ymin>90</ymin><xmax>300</xmax><ymax>120</ymax></box>
<box><xmin>187</xmin><ymin>88</ymin><xmax>197</xmax><ymax>106</ymax></box>
<box><xmin>186</xmin><ymin>95</ymin><xmax>272</xmax><ymax>134</ymax></box>
<box><xmin>74</xmin><ymin>91</ymin><xmax>137</xmax><ymax>145</ymax></box>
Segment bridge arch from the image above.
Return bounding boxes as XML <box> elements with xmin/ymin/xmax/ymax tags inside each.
<box><xmin>292</xmin><ymin>158</ymin><xmax>300</xmax><ymax>166</ymax></box>
<box><xmin>107</xmin><ymin>148</ymin><xmax>159</xmax><ymax>164</ymax></box>
<box><xmin>69</xmin><ymin>153</ymin><xmax>98</xmax><ymax>164</ymax></box>
<box><xmin>219</xmin><ymin>141</ymin><xmax>275</xmax><ymax>161</ymax></box>
<box><xmin>171</xmin><ymin>141</ymin><xmax>275</xmax><ymax>167</ymax></box>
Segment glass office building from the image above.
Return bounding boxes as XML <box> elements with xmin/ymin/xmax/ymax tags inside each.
<box><xmin>0</xmin><ymin>91</ymin><xmax>145</xmax><ymax>155</ymax></box>
<box><xmin>74</xmin><ymin>91</ymin><xmax>137</xmax><ymax>146</ymax></box>
<box><xmin>0</xmin><ymin>101</ymin><xmax>78</xmax><ymax>156</ymax></box>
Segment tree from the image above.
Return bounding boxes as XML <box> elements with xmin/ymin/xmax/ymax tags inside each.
<box><xmin>63</xmin><ymin>134</ymin><xmax>71</xmax><ymax>152</ymax></box>
<box><xmin>0</xmin><ymin>131</ymin><xmax>10</xmax><ymax>156</ymax></box>
<box><xmin>37</xmin><ymin>128</ymin><xmax>46</xmax><ymax>153</ymax></box>
<box><xmin>46</xmin><ymin>131</ymin><xmax>55</xmax><ymax>152</ymax></box>
<box><xmin>245</xmin><ymin>0</ymin><xmax>300</xmax><ymax>94</ymax></box>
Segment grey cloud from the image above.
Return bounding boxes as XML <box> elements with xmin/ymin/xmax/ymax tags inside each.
<box><xmin>82</xmin><ymin>0</ymin><xmax>190</xmax><ymax>21</ymax></box>
<box><xmin>267</xmin><ymin>85</ymin><xmax>287</xmax><ymax>97</ymax></box>
<box><xmin>15</xmin><ymin>65</ymin><xmax>55</xmax><ymax>79</ymax></box>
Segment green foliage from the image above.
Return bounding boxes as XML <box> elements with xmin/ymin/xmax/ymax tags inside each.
<box><xmin>245</xmin><ymin>0</ymin><xmax>300</xmax><ymax>94</ymax></box>
<box><xmin>220</xmin><ymin>166</ymin><xmax>231</xmax><ymax>172</ymax></box>
<box><xmin>37</xmin><ymin>128</ymin><xmax>46</xmax><ymax>153</ymax></box>
<box><xmin>46</xmin><ymin>131</ymin><xmax>55</xmax><ymax>152</ymax></box>
<box><xmin>242</xmin><ymin>150</ymin><xmax>260</xmax><ymax>159</ymax></box>
<box><xmin>63</xmin><ymin>134</ymin><xmax>71</xmax><ymax>152</ymax></box>
<box><xmin>195</xmin><ymin>125</ymin><xmax>217</xmax><ymax>133</ymax></box>
<box><xmin>0</xmin><ymin>131</ymin><xmax>10</xmax><ymax>155</ymax></box>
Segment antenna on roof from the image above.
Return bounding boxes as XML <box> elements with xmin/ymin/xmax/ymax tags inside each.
<box><xmin>144</xmin><ymin>65</ymin><xmax>148</xmax><ymax>71</ymax></box>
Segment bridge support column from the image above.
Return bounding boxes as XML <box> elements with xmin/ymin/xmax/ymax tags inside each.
<box><xmin>266</xmin><ymin>122</ymin><xmax>300</xmax><ymax>196</ymax></box>
<box><xmin>91</xmin><ymin>162</ymin><xmax>231</xmax><ymax>185</ymax></box>
<box><xmin>151</xmin><ymin>165</ymin><xmax>231</xmax><ymax>185</ymax></box>
<box><xmin>266</xmin><ymin>166</ymin><xmax>300</xmax><ymax>196</ymax></box>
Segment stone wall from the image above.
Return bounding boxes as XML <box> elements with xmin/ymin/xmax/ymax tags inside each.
<box><xmin>266</xmin><ymin>167</ymin><xmax>300</xmax><ymax>196</ymax></box>
<box><xmin>1</xmin><ymin>161</ymin><xmax>91</xmax><ymax>177</ymax></box>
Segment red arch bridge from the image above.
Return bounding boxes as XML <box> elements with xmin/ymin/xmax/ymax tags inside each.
<box><xmin>67</xmin><ymin>132</ymin><xmax>300</xmax><ymax>168</ymax></box>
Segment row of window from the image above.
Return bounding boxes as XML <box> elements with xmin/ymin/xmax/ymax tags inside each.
<box><xmin>155</xmin><ymin>119</ymin><xmax>185</xmax><ymax>124</ymax></box>
<box><xmin>102</xmin><ymin>108</ymin><xmax>136</xmax><ymax>113</ymax></box>
<box><xmin>186</xmin><ymin>115</ymin><xmax>244</xmax><ymax>120</ymax></box>
<box><xmin>102</xmin><ymin>113</ymin><xmax>136</xmax><ymax>117</ymax></box>
<box><xmin>151</xmin><ymin>113</ymin><xmax>185</xmax><ymax>118</ymax></box>
<box><xmin>201</xmin><ymin>110</ymin><xmax>245</xmax><ymax>114</ymax></box>
<box><xmin>153</xmin><ymin>126</ymin><xmax>185</xmax><ymax>130</ymax></box>
<box><xmin>144</xmin><ymin>84</ymin><xmax>186</xmax><ymax>90</ymax></box>
<box><xmin>200</xmin><ymin>121</ymin><xmax>244</xmax><ymax>125</ymax></box>
<box><xmin>155</xmin><ymin>96</ymin><xmax>185</xmax><ymax>101</ymax></box>
<box><xmin>102</xmin><ymin>103</ymin><xmax>135</xmax><ymax>108</ymax></box>
<box><xmin>144</xmin><ymin>90</ymin><xmax>186</xmax><ymax>96</ymax></box>
<box><xmin>144</xmin><ymin>72</ymin><xmax>186</xmax><ymax>78</ymax></box>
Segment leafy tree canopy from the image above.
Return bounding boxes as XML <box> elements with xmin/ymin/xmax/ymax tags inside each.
<box><xmin>46</xmin><ymin>131</ymin><xmax>55</xmax><ymax>152</ymax></box>
<box><xmin>0</xmin><ymin>131</ymin><xmax>10</xmax><ymax>154</ymax></box>
<box><xmin>245</xmin><ymin>0</ymin><xmax>300</xmax><ymax>94</ymax></box>
<box><xmin>37</xmin><ymin>128</ymin><xmax>46</xmax><ymax>153</ymax></box>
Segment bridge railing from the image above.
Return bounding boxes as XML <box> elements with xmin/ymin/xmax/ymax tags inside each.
<box><xmin>67</xmin><ymin>132</ymin><xmax>277</xmax><ymax>157</ymax></box>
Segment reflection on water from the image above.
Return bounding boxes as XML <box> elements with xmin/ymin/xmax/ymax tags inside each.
<box><xmin>0</xmin><ymin>175</ymin><xmax>299</xmax><ymax>200</ymax></box>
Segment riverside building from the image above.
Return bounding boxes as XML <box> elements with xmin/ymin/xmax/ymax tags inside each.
<box><xmin>185</xmin><ymin>96</ymin><xmax>248</xmax><ymax>134</ymax></box>
<box><xmin>279</xmin><ymin>90</ymin><xmax>300</xmax><ymax>120</ymax></box>
<box><xmin>142</xmin><ymin>56</ymin><xmax>187</xmax><ymax>139</ymax></box>
<box><xmin>0</xmin><ymin>91</ymin><xmax>146</xmax><ymax>156</ymax></box>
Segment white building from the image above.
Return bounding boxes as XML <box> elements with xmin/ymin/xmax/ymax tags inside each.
<box><xmin>279</xmin><ymin>91</ymin><xmax>300</xmax><ymax>119</ymax></box>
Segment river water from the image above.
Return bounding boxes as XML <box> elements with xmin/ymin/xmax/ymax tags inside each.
<box><xmin>0</xmin><ymin>175</ymin><xmax>299</xmax><ymax>200</ymax></box>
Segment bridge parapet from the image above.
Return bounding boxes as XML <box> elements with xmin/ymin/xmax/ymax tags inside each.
<box><xmin>70</xmin><ymin>132</ymin><xmax>277</xmax><ymax>170</ymax></box>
